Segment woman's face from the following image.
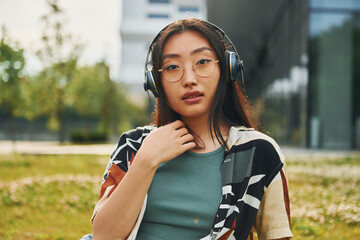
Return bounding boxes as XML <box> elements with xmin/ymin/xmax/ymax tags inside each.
<box><xmin>160</xmin><ymin>30</ymin><xmax>220</xmax><ymax>122</ymax></box>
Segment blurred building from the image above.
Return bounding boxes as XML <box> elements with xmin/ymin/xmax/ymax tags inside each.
<box><xmin>119</xmin><ymin>0</ymin><xmax>207</xmax><ymax>107</ymax></box>
<box><xmin>207</xmin><ymin>0</ymin><xmax>360</xmax><ymax>150</ymax></box>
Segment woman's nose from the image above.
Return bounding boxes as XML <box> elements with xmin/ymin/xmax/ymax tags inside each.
<box><xmin>182</xmin><ymin>65</ymin><xmax>197</xmax><ymax>86</ymax></box>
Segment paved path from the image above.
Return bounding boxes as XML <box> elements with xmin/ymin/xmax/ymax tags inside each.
<box><xmin>281</xmin><ymin>146</ymin><xmax>360</xmax><ymax>160</ymax></box>
<box><xmin>0</xmin><ymin>141</ymin><xmax>359</xmax><ymax>158</ymax></box>
<box><xmin>0</xmin><ymin>141</ymin><xmax>116</xmax><ymax>155</ymax></box>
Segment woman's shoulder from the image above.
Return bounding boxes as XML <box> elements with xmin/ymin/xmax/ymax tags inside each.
<box><xmin>120</xmin><ymin>125</ymin><xmax>156</xmax><ymax>139</ymax></box>
<box><xmin>229</xmin><ymin>126</ymin><xmax>277</xmax><ymax>144</ymax></box>
<box><xmin>110</xmin><ymin>125</ymin><xmax>157</xmax><ymax>163</ymax></box>
<box><xmin>228</xmin><ymin>126</ymin><xmax>284</xmax><ymax>162</ymax></box>
<box><xmin>113</xmin><ymin>125</ymin><xmax>156</xmax><ymax>152</ymax></box>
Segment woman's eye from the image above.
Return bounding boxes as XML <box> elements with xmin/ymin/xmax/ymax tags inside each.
<box><xmin>197</xmin><ymin>59</ymin><xmax>211</xmax><ymax>65</ymax></box>
<box><xmin>164</xmin><ymin>64</ymin><xmax>180</xmax><ymax>71</ymax></box>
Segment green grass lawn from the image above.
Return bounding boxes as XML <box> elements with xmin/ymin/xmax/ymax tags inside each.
<box><xmin>287</xmin><ymin>155</ymin><xmax>360</xmax><ymax>239</ymax></box>
<box><xmin>0</xmin><ymin>152</ymin><xmax>359</xmax><ymax>239</ymax></box>
<box><xmin>0</xmin><ymin>154</ymin><xmax>108</xmax><ymax>240</ymax></box>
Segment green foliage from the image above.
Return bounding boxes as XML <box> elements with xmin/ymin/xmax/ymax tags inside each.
<box><xmin>29</xmin><ymin>0</ymin><xmax>82</xmax><ymax>142</ymax></box>
<box><xmin>66</xmin><ymin>64</ymin><xmax>107</xmax><ymax>117</ymax></box>
<box><xmin>0</xmin><ymin>27</ymin><xmax>25</xmax><ymax>116</ymax></box>
<box><xmin>66</xmin><ymin>61</ymin><xmax>129</xmax><ymax>136</ymax></box>
<box><xmin>66</xmin><ymin>60</ymin><xmax>149</xmax><ymax>137</ymax></box>
<box><xmin>17</xmin><ymin>74</ymin><xmax>47</xmax><ymax>122</ymax></box>
<box><xmin>0</xmin><ymin>26</ymin><xmax>26</xmax><ymax>142</ymax></box>
<box><xmin>0</xmin><ymin>0</ymin><xmax>149</xmax><ymax>143</ymax></box>
<box><xmin>0</xmin><ymin>27</ymin><xmax>25</xmax><ymax>115</ymax></box>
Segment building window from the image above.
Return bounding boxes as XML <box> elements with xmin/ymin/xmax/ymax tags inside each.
<box><xmin>179</xmin><ymin>6</ymin><xmax>199</xmax><ymax>13</ymax></box>
<box><xmin>310</xmin><ymin>0</ymin><xmax>360</xmax><ymax>10</ymax></box>
<box><xmin>149</xmin><ymin>0</ymin><xmax>169</xmax><ymax>3</ymax></box>
<box><xmin>309</xmin><ymin>8</ymin><xmax>360</xmax><ymax>149</ymax></box>
<box><xmin>148</xmin><ymin>13</ymin><xmax>169</xmax><ymax>19</ymax></box>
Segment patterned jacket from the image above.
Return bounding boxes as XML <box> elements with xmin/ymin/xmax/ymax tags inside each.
<box><xmin>91</xmin><ymin>126</ymin><xmax>293</xmax><ymax>240</ymax></box>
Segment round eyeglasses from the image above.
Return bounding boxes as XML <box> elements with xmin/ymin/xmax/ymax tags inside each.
<box><xmin>158</xmin><ymin>58</ymin><xmax>219</xmax><ymax>82</ymax></box>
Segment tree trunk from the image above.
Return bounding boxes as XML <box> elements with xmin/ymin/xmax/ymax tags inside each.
<box><xmin>58</xmin><ymin>110</ymin><xmax>66</xmax><ymax>143</ymax></box>
<box><xmin>9</xmin><ymin>117</ymin><xmax>17</xmax><ymax>153</ymax></box>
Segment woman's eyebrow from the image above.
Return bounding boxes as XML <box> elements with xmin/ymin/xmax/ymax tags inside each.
<box><xmin>191</xmin><ymin>47</ymin><xmax>213</xmax><ymax>55</ymax></box>
<box><xmin>162</xmin><ymin>47</ymin><xmax>214</xmax><ymax>60</ymax></box>
<box><xmin>162</xmin><ymin>53</ymin><xmax>180</xmax><ymax>60</ymax></box>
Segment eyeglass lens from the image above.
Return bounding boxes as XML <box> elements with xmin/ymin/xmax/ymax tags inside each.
<box><xmin>161</xmin><ymin>59</ymin><xmax>218</xmax><ymax>82</ymax></box>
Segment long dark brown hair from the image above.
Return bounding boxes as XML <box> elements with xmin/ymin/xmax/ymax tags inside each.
<box><xmin>150</xmin><ymin>18</ymin><xmax>257</xmax><ymax>148</ymax></box>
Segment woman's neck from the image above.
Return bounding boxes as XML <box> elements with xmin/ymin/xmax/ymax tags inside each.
<box><xmin>182</xmin><ymin>116</ymin><xmax>229</xmax><ymax>153</ymax></box>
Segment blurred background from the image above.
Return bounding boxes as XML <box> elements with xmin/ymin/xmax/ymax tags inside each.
<box><xmin>0</xmin><ymin>0</ymin><xmax>359</xmax><ymax>150</ymax></box>
<box><xmin>0</xmin><ymin>1</ymin><xmax>359</xmax><ymax>239</ymax></box>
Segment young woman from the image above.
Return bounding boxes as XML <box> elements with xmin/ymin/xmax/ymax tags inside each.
<box><xmin>89</xmin><ymin>18</ymin><xmax>293</xmax><ymax>240</ymax></box>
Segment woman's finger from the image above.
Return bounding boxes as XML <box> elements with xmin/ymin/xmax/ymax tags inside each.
<box><xmin>182</xmin><ymin>141</ymin><xmax>196</xmax><ymax>150</ymax></box>
<box><xmin>181</xmin><ymin>133</ymin><xmax>194</xmax><ymax>144</ymax></box>
<box><xmin>176</xmin><ymin>127</ymin><xmax>189</xmax><ymax>137</ymax></box>
<box><xmin>170</xmin><ymin>120</ymin><xmax>185</xmax><ymax>130</ymax></box>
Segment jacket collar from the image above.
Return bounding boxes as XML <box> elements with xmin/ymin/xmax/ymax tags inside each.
<box><xmin>225</xmin><ymin>126</ymin><xmax>254</xmax><ymax>151</ymax></box>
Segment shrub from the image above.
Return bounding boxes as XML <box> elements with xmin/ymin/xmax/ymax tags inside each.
<box><xmin>70</xmin><ymin>129</ymin><xmax>107</xmax><ymax>143</ymax></box>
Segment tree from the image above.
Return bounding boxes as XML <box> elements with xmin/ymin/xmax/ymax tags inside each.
<box><xmin>34</xmin><ymin>0</ymin><xmax>82</xmax><ymax>142</ymax></box>
<box><xmin>67</xmin><ymin>61</ymin><xmax>145</xmax><ymax>139</ymax></box>
<box><xmin>0</xmin><ymin>26</ymin><xmax>25</xmax><ymax>142</ymax></box>
<box><xmin>66</xmin><ymin>62</ymin><xmax>110</xmax><ymax>133</ymax></box>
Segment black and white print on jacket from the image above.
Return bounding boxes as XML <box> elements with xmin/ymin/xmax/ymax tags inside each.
<box><xmin>94</xmin><ymin>126</ymin><xmax>291</xmax><ymax>240</ymax></box>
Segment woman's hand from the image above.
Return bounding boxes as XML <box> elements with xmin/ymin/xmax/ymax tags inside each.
<box><xmin>136</xmin><ymin>120</ymin><xmax>196</xmax><ymax>167</ymax></box>
<box><xmin>92</xmin><ymin>121</ymin><xmax>194</xmax><ymax>239</ymax></box>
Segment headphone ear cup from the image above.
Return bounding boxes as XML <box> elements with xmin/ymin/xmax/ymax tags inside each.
<box><xmin>144</xmin><ymin>70</ymin><xmax>159</xmax><ymax>98</ymax></box>
<box><xmin>225</xmin><ymin>50</ymin><xmax>244</xmax><ymax>84</ymax></box>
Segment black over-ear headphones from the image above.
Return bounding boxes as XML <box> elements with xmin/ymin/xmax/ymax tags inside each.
<box><xmin>143</xmin><ymin>19</ymin><xmax>244</xmax><ymax>98</ymax></box>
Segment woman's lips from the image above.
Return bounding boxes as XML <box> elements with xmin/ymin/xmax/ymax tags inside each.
<box><xmin>182</xmin><ymin>91</ymin><xmax>204</xmax><ymax>103</ymax></box>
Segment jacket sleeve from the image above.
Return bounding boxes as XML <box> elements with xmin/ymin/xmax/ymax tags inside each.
<box><xmin>253</xmin><ymin>143</ymin><xmax>293</xmax><ymax>240</ymax></box>
<box><xmin>90</xmin><ymin>126</ymin><xmax>153</xmax><ymax>224</ymax></box>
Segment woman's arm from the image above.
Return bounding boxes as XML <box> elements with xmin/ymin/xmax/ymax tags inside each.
<box><xmin>92</xmin><ymin>121</ymin><xmax>195</xmax><ymax>240</ymax></box>
<box><xmin>253</xmin><ymin>137</ymin><xmax>292</xmax><ymax>240</ymax></box>
<box><xmin>254</xmin><ymin>168</ymin><xmax>293</xmax><ymax>240</ymax></box>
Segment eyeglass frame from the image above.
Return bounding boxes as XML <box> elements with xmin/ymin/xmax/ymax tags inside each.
<box><xmin>158</xmin><ymin>58</ymin><xmax>219</xmax><ymax>82</ymax></box>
